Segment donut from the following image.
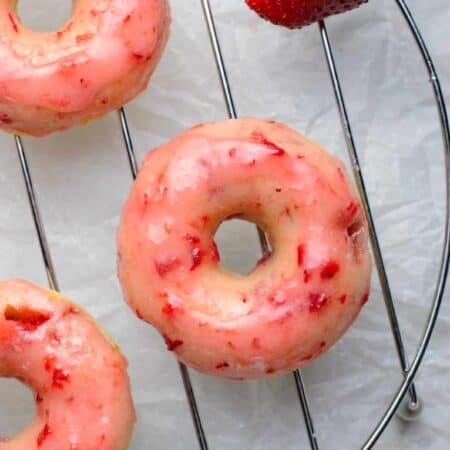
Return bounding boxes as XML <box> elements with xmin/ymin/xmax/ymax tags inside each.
<box><xmin>0</xmin><ymin>280</ymin><xmax>135</xmax><ymax>449</ymax></box>
<box><xmin>117</xmin><ymin>118</ymin><xmax>372</xmax><ymax>379</ymax></box>
<box><xmin>0</xmin><ymin>0</ymin><xmax>170</xmax><ymax>136</ymax></box>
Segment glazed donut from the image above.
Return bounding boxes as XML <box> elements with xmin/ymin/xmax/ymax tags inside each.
<box><xmin>117</xmin><ymin>118</ymin><xmax>372</xmax><ymax>379</ymax></box>
<box><xmin>0</xmin><ymin>0</ymin><xmax>170</xmax><ymax>136</ymax></box>
<box><xmin>0</xmin><ymin>280</ymin><xmax>135</xmax><ymax>449</ymax></box>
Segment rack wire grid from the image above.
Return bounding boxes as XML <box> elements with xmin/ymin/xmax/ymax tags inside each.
<box><xmin>4</xmin><ymin>0</ymin><xmax>449</xmax><ymax>449</ymax></box>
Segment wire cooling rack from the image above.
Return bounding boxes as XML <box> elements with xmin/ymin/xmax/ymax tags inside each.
<box><xmin>8</xmin><ymin>0</ymin><xmax>450</xmax><ymax>449</ymax></box>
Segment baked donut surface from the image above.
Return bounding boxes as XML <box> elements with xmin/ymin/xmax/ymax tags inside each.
<box><xmin>117</xmin><ymin>118</ymin><xmax>372</xmax><ymax>379</ymax></box>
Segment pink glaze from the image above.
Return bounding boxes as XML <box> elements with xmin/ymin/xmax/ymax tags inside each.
<box><xmin>0</xmin><ymin>0</ymin><xmax>170</xmax><ymax>136</ymax></box>
<box><xmin>117</xmin><ymin>118</ymin><xmax>372</xmax><ymax>379</ymax></box>
<box><xmin>0</xmin><ymin>280</ymin><xmax>135</xmax><ymax>449</ymax></box>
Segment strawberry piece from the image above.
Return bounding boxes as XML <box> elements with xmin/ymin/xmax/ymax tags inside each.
<box><xmin>245</xmin><ymin>0</ymin><xmax>368</xmax><ymax>29</ymax></box>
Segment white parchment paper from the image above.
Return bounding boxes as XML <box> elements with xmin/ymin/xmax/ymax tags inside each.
<box><xmin>1</xmin><ymin>0</ymin><xmax>450</xmax><ymax>448</ymax></box>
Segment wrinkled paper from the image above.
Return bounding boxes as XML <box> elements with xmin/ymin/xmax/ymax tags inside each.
<box><xmin>1</xmin><ymin>0</ymin><xmax>449</xmax><ymax>448</ymax></box>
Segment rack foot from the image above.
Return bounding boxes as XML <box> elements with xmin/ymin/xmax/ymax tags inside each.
<box><xmin>397</xmin><ymin>395</ymin><xmax>423</xmax><ymax>422</ymax></box>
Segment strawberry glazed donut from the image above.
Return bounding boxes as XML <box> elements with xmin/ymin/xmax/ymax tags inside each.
<box><xmin>0</xmin><ymin>280</ymin><xmax>135</xmax><ymax>449</ymax></box>
<box><xmin>117</xmin><ymin>118</ymin><xmax>372</xmax><ymax>380</ymax></box>
<box><xmin>0</xmin><ymin>0</ymin><xmax>170</xmax><ymax>136</ymax></box>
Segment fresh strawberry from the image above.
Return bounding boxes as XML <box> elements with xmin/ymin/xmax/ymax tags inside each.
<box><xmin>245</xmin><ymin>0</ymin><xmax>368</xmax><ymax>29</ymax></box>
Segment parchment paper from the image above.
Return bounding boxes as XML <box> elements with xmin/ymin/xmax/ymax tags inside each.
<box><xmin>1</xmin><ymin>0</ymin><xmax>449</xmax><ymax>448</ymax></box>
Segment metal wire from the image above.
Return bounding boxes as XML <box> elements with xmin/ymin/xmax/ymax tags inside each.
<box><xmin>15</xmin><ymin>135</ymin><xmax>59</xmax><ymax>292</ymax></box>
<box><xmin>198</xmin><ymin>0</ymin><xmax>271</xmax><ymax>257</ymax></box>
<box><xmin>117</xmin><ymin>107</ymin><xmax>209</xmax><ymax>450</ymax></box>
<box><xmin>362</xmin><ymin>0</ymin><xmax>450</xmax><ymax>447</ymax></box>
<box><xmin>200</xmin><ymin>0</ymin><xmax>449</xmax><ymax>448</ymax></box>
<box><xmin>317</xmin><ymin>20</ymin><xmax>418</xmax><ymax>407</ymax></box>
<box><xmin>200</xmin><ymin>1</ymin><xmax>319</xmax><ymax>448</ymax></box>
<box><xmin>16</xmin><ymin>117</ymin><xmax>208</xmax><ymax>450</ymax></box>
<box><xmin>14</xmin><ymin>110</ymin><xmax>207</xmax><ymax>449</ymax></box>
<box><xmin>118</xmin><ymin>107</ymin><xmax>139</xmax><ymax>179</ymax></box>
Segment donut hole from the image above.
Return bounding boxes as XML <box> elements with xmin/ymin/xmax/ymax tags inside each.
<box><xmin>214</xmin><ymin>218</ymin><xmax>270</xmax><ymax>275</ymax></box>
<box><xmin>0</xmin><ymin>378</ymin><xmax>35</xmax><ymax>438</ymax></box>
<box><xmin>17</xmin><ymin>0</ymin><xmax>72</xmax><ymax>32</ymax></box>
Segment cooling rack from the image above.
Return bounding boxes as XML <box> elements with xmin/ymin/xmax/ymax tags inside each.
<box><xmin>7</xmin><ymin>0</ymin><xmax>449</xmax><ymax>449</ymax></box>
